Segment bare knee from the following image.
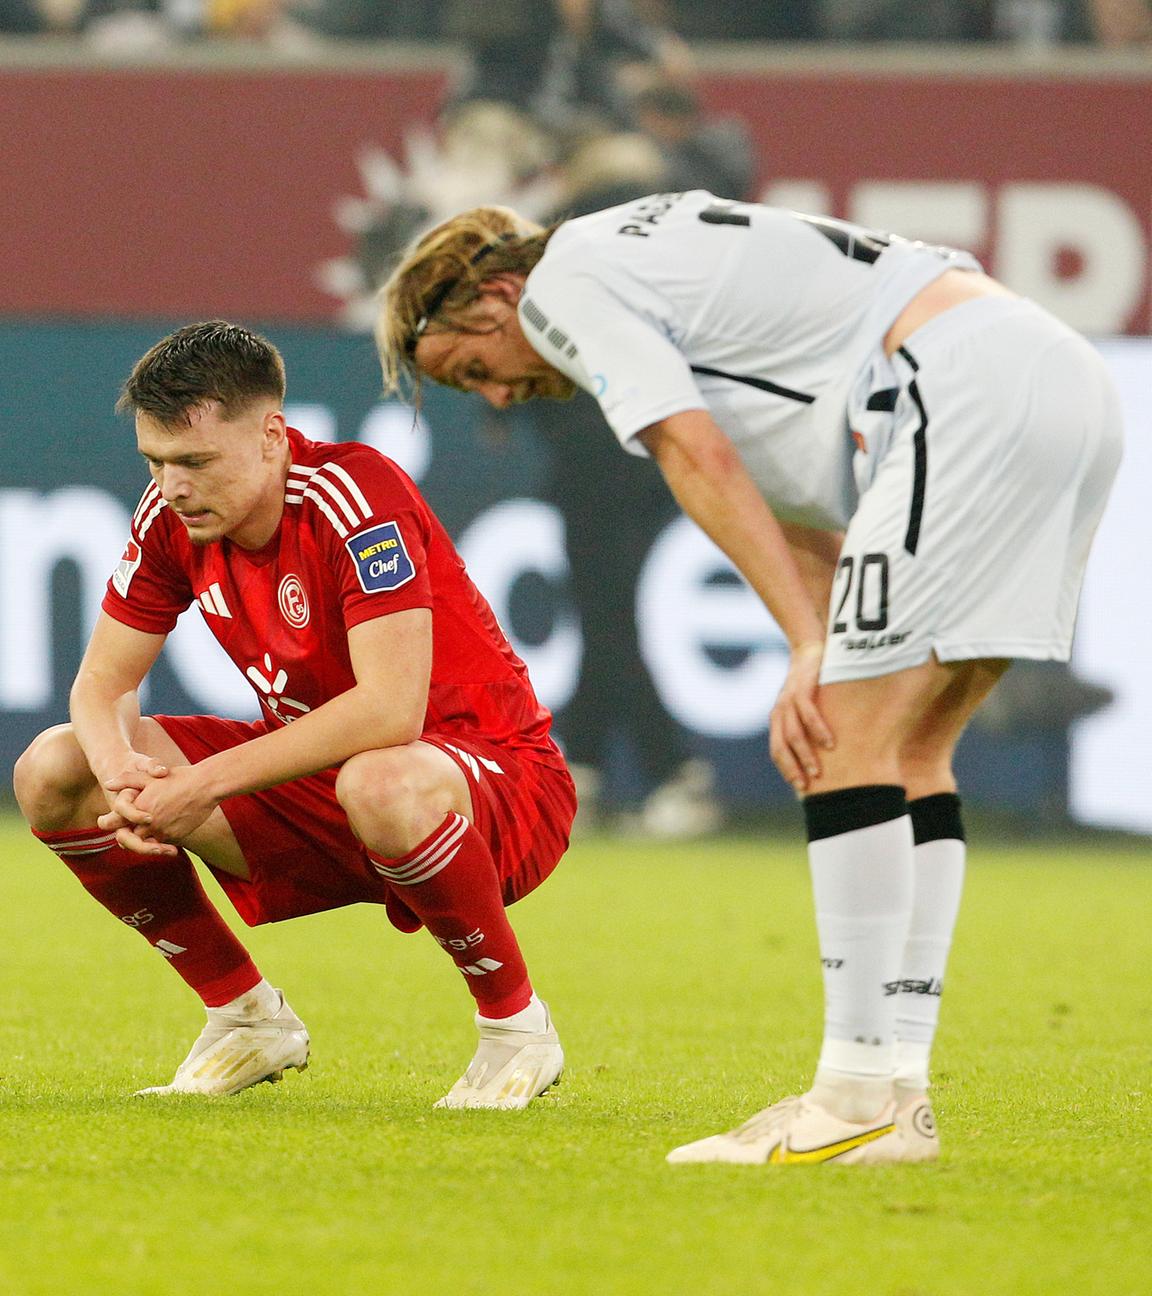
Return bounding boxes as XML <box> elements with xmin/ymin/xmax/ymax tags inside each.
<box><xmin>336</xmin><ymin>745</ymin><xmax>470</xmax><ymax>856</ymax></box>
<box><xmin>13</xmin><ymin>725</ymin><xmax>102</xmax><ymax>831</ymax></box>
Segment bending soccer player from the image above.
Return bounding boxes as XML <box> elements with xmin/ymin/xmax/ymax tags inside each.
<box><xmin>377</xmin><ymin>192</ymin><xmax>1122</xmax><ymax>1162</ymax></box>
<box><xmin>13</xmin><ymin>321</ymin><xmax>574</xmax><ymax>1108</ymax></box>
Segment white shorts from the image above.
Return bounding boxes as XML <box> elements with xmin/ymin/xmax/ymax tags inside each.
<box><xmin>821</xmin><ymin>296</ymin><xmax>1122</xmax><ymax>684</ymax></box>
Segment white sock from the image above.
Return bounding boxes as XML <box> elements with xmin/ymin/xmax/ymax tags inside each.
<box><xmin>895</xmin><ymin>835</ymin><xmax>966</xmax><ymax>1090</ymax></box>
<box><xmin>810</xmin><ymin>1068</ymin><xmax>896</xmax><ymax>1122</ymax></box>
<box><xmin>805</xmin><ymin>786</ymin><xmax>914</xmax><ymax>1114</ymax></box>
<box><xmin>477</xmin><ymin>993</ymin><xmax>547</xmax><ymax>1033</ymax></box>
<box><xmin>215</xmin><ymin>978</ymin><xmax>279</xmax><ymax>1022</ymax></box>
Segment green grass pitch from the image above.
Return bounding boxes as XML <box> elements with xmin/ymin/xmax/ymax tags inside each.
<box><xmin>0</xmin><ymin>811</ymin><xmax>1148</xmax><ymax>1296</ymax></box>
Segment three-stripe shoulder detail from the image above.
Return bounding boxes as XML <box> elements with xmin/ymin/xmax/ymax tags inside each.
<box><xmin>285</xmin><ymin>460</ymin><xmax>375</xmax><ymax>537</ymax></box>
<box><xmin>133</xmin><ymin>482</ymin><xmax>167</xmax><ymax>539</ymax></box>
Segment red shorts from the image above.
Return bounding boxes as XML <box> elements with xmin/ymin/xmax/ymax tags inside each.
<box><xmin>154</xmin><ymin>716</ymin><xmax>576</xmax><ymax>929</ymax></box>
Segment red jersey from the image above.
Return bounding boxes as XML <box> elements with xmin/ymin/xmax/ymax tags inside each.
<box><xmin>103</xmin><ymin>429</ymin><xmax>562</xmax><ymax>763</ymax></box>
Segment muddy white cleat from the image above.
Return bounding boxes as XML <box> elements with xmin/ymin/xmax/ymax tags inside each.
<box><xmin>666</xmin><ymin>1092</ymin><xmax>914</xmax><ymax>1165</ymax></box>
<box><xmin>435</xmin><ymin>1001</ymin><xmax>564</xmax><ymax>1110</ymax></box>
<box><xmin>135</xmin><ymin>989</ymin><xmax>309</xmax><ymax>1097</ymax></box>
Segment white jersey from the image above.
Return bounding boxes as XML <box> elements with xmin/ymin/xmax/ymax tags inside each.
<box><xmin>519</xmin><ymin>190</ymin><xmax>979</xmax><ymax>530</ymax></box>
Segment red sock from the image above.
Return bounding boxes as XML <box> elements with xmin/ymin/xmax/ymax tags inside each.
<box><xmin>36</xmin><ymin>827</ymin><xmax>262</xmax><ymax>1008</ymax></box>
<box><xmin>367</xmin><ymin>813</ymin><xmax>532</xmax><ymax>1018</ymax></box>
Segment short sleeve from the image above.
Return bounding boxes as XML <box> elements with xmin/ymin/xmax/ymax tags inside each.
<box><xmin>299</xmin><ymin>446</ymin><xmax>434</xmax><ymax>631</ymax></box>
<box><xmin>102</xmin><ymin>486</ymin><xmax>193</xmax><ymax>634</ymax></box>
<box><xmin>520</xmin><ymin>265</ymin><xmax>706</xmax><ymax>453</ymax></box>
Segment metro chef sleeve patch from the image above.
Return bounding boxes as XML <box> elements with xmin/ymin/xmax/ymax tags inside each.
<box><xmin>345</xmin><ymin>520</ymin><xmax>416</xmax><ymax>593</ymax></box>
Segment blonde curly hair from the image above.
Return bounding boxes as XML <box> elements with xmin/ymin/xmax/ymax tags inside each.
<box><xmin>376</xmin><ymin>206</ymin><xmax>555</xmax><ymax>399</ymax></box>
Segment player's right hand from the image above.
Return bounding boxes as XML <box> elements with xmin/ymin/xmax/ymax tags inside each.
<box><xmin>770</xmin><ymin>641</ymin><xmax>835</xmax><ymax>794</ymax></box>
<box><xmin>96</xmin><ymin>753</ymin><xmax>179</xmax><ymax>856</ymax></box>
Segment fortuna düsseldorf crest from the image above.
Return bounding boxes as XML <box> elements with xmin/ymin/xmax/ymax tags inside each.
<box><xmin>278</xmin><ymin>574</ymin><xmax>310</xmax><ymax>628</ymax></box>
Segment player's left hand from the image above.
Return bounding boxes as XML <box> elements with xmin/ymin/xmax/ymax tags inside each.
<box><xmin>770</xmin><ymin>641</ymin><xmax>834</xmax><ymax>793</ymax></box>
<box><xmin>101</xmin><ymin>765</ymin><xmax>219</xmax><ymax>849</ymax></box>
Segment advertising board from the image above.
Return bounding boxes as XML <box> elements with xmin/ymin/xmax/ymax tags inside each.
<box><xmin>0</xmin><ymin>59</ymin><xmax>1147</xmax><ymax>333</ymax></box>
<box><xmin>1</xmin><ymin>323</ymin><xmax>1145</xmax><ymax>825</ymax></box>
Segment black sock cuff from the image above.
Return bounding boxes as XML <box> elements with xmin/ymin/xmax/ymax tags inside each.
<box><xmin>803</xmin><ymin>785</ymin><xmax>908</xmax><ymax>843</ymax></box>
<box><xmin>908</xmin><ymin>792</ymin><xmax>965</xmax><ymax>845</ymax></box>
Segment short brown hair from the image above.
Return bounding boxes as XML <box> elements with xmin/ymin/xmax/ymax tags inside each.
<box><xmin>118</xmin><ymin>320</ymin><xmax>286</xmax><ymax>426</ymax></box>
<box><xmin>376</xmin><ymin>206</ymin><xmax>555</xmax><ymax>399</ymax></box>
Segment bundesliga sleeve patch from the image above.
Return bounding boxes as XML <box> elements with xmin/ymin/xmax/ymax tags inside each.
<box><xmin>111</xmin><ymin>538</ymin><xmax>143</xmax><ymax>598</ymax></box>
<box><xmin>345</xmin><ymin>520</ymin><xmax>416</xmax><ymax>594</ymax></box>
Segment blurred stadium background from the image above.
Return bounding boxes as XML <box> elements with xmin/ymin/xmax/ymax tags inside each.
<box><xmin>1</xmin><ymin>0</ymin><xmax>1149</xmax><ymax>835</ymax></box>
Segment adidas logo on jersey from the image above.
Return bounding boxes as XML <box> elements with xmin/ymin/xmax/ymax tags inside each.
<box><xmin>197</xmin><ymin>582</ymin><xmax>232</xmax><ymax>618</ymax></box>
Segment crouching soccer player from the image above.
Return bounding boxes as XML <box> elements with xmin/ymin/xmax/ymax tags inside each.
<box><xmin>13</xmin><ymin>320</ymin><xmax>575</xmax><ymax>1107</ymax></box>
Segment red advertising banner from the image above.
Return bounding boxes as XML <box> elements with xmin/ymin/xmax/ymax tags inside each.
<box><xmin>3</xmin><ymin>57</ymin><xmax>1149</xmax><ymax>332</ymax></box>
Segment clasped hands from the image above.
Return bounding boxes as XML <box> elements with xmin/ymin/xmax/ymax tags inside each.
<box><xmin>97</xmin><ymin>752</ymin><xmax>217</xmax><ymax>857</ymax></box>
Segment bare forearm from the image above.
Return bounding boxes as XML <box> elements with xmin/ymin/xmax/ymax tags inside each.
<box><xmin>779</xmin><ymin>521</ymin><xmax>844</xmax><ymax>625</ymax></box>
<box><xmin>69</xmin><ymin>616</ymin><xmax>168</xmax><ymax>784</ymax></box>
<box><xmin>190</xmin><ymin>686</ymin><xmax>423</xmax><ymax>803</ymax></box>
<box><xmin>69</xmin><ymin>673</ymin><xmax>143</xmax><ymax>781</ymax></box>
<box><xmin>652</xmin><ymin>426</ymin><xmax>827</xmax><ymax>648</ymax></box>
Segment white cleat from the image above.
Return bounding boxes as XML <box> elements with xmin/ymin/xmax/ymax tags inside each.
<box><xmin>667</xmin><ymin>1091</ymin><xmax>924</xmax><ymax>1166</ymax></box>
<box><xmin>135</xmin><ymin>990</ymin><xmax>310</xmax><ymax>1097</ymax></box>
<box><xmin>893</xmin><ymin>1090</ymin><xmax>941</xmax><ymax>1162</ymax></box>
<box><xmin>434</xmin><ymin>1003</ymin><xmax>564</xmax><ymax>1110</ymax></box>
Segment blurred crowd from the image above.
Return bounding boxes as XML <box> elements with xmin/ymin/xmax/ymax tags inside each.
<box><xmin>1</xmin><ymin>0</ymin><xmax>1150</xmax><ymax>48</ymax></box>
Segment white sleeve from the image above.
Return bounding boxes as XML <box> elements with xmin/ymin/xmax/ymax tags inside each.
<box><xmin>519</xmin><ymin>267</ymin><xmax>706</xmax><ymax>455</ymax></box>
